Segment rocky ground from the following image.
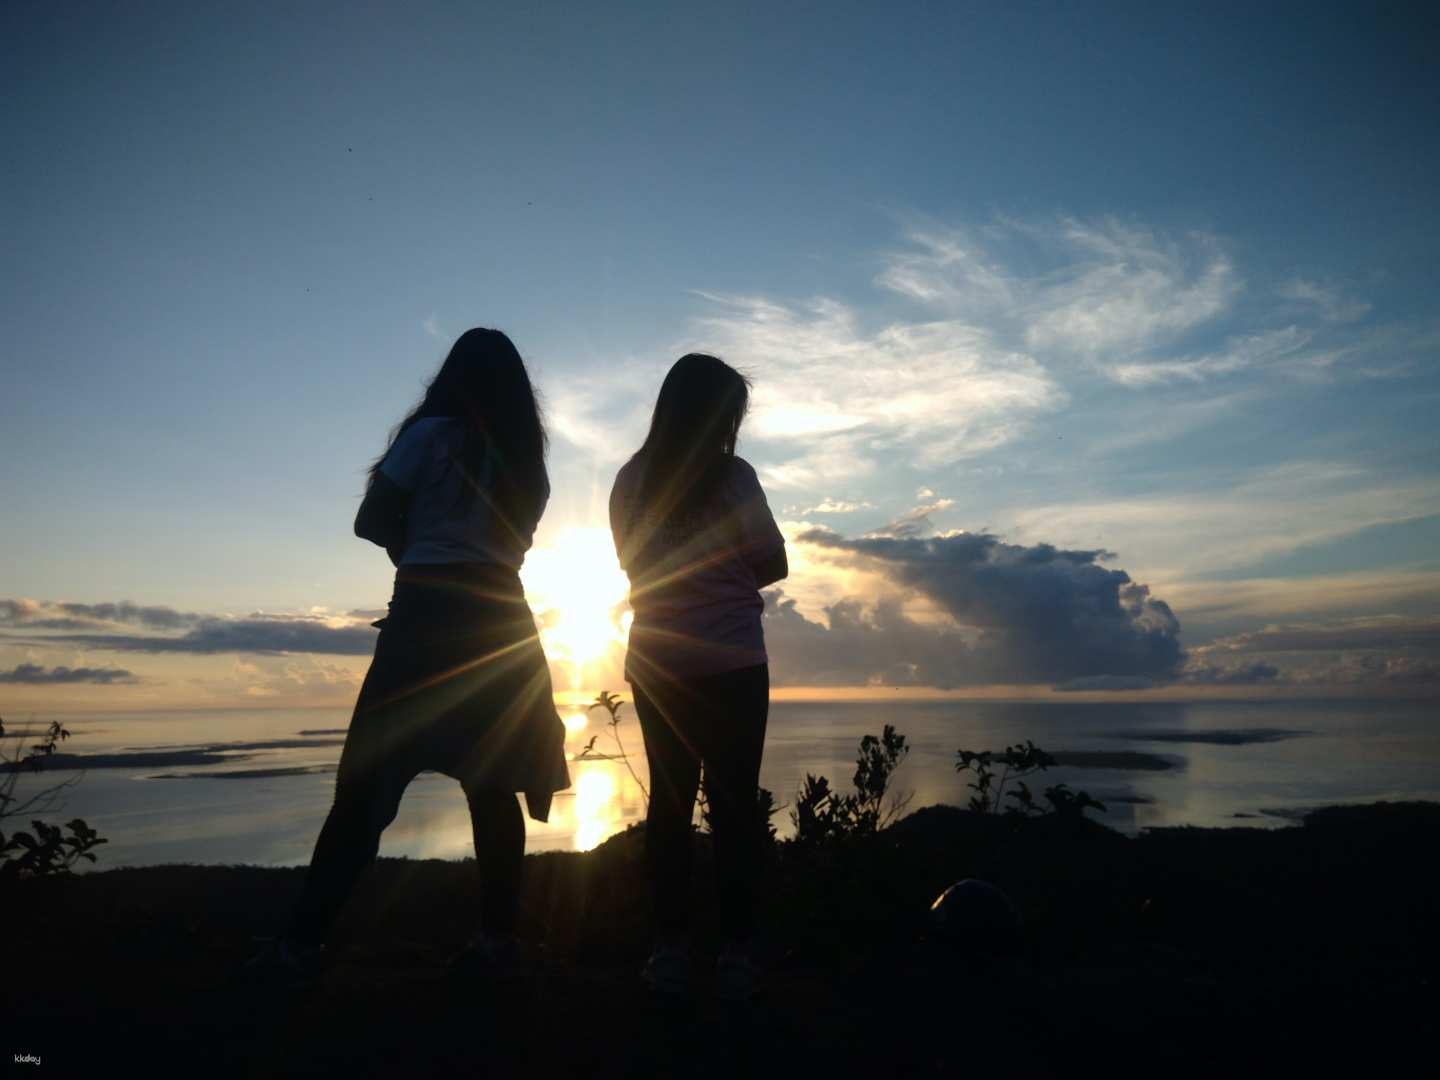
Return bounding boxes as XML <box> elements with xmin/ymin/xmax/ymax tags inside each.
<box><xmin>7</xmin><ymin>801</ymin><xmax>1437</xmax><ymax>1077</ymax></box>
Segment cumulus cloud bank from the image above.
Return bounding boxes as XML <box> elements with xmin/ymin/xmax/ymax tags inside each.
<box><xmin>765</xmin><ymin>526</ymin><xmax>1184</xmax><ymax>689</ymax></box>
<box><xmin>763</xmin><ymin>591</ymin><xmax>975</xmax><ymax>687</ymax></box>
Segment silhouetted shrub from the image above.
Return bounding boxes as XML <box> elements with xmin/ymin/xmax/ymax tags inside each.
<box><xmin>956</xmin><ymin>740</ymin><xmax>1106</xmax><ymax>819</ymax></box>
<box><xmin>1</xmin><ymin>715</ymin><xmax>107</xmax><ymax>880</ymax></box>
<box><xmin>790</xmin><ymin>724</ymin><xmax>911</xmax><ymax>847</ymax></box>
<box><xmin>698</xmin><ymin>782</ymin><xmax>784</xmax><ymax>850</ymax></box>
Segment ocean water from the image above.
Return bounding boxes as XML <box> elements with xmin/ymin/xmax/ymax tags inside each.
<box><xmin>5</xmin><ymin>698</ymin><xmax>1438</xmax><ymax>869</ymax></box>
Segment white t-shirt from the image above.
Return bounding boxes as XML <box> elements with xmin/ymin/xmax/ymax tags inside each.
<box><xmin>380</xmin><ymin>417</ymin><xmax>547</xmax><ymax>568</ymax></box>
<box><xmin>609</xmin><ymin>454</ymin><xmax>785</xmax><ymax>680</ymax></box>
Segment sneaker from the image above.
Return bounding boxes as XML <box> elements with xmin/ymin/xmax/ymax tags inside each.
<box><xmin>641</xmin><ymin>944</ymin><xmax>693</xmax><ymax>998</ymax></box>
<box><xmin>239</xmin><ymin>936</ymin><xmax>324</xmax><ymax>990</ymax></box>
<box><xmin>447</xmin><ymin>933</ymin><xmax>531</xmax><ymax>983</ymax></box>
<box><xmin>715</xmin><ymin>946</ymin><xmax>762</xmax><ymax>1003</ymax></box>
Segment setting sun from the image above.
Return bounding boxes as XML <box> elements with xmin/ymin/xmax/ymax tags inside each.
<box><xmin>520</xmin><ymin>527</ymin><xmax>631</xmax><ymax>690</ymax></box>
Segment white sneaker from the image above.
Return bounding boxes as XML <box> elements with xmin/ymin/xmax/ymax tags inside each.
<box><xmin>447</xmin><ymin>933</ymin><xmax>531</xmax><ymax>983</ymax></box>
<box><xmin>715</xmin><ymin>946</ymin><xmax>762</xmax><ymax>1002</ymax></box>
<box><xmin>641</xmin><ymin>944</ymin><xmax>693</xmax><ymax>997</ymax></box>
<box><xmin>239</xmin><ymin>936</ymin><xmax>324</xmax><ymax>989</ymax></box>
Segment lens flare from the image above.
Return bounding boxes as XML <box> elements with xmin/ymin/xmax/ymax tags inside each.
<box><xmin>573</xmin><ymin>767</ymin><xmax>617</xmax><ymax>852</ymax></box>
<box><xmin>520</xmin><ymin>527</ymin><xmax>630</xmax><ymax>689</ymax></box>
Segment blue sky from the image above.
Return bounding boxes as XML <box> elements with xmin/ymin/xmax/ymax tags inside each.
<box><xmin>3</xmin><ymin>2</ymin><xmax>1438</xmax><ymax>707</ymax></box>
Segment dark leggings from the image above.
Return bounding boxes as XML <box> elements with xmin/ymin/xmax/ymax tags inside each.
<box><xmin>288</xmin><ymin>564</ymin><xmax>567</xmax><ymax>947</ymax></box>
<box><xmin>290</xmin><ymin>760</ymin><xmax>524</xmax><ymax>947</ymax></box>
<box><xmin>631</xmin><ymin>664</ymin><xmax>769</xmax><ymax>941</ymax></box>
<box><xmin>290</xmin><ymin>606</ymin><xmax>532</xmax><ymax>945</ymax></box>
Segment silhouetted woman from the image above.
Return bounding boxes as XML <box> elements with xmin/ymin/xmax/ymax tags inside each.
<box><xmin>609</xmin><ymin>353</ymin><xmax>787</xmax><ymax>1001</ymax></box>
<box><xmin>255</xmin><ymin>328</ymin><xmax>568</xmax><ymax>982</ymax></box>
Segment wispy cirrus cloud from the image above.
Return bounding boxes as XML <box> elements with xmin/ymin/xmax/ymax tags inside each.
<box><xmin>1105</xmin><ymin>326</ymin><xmax>1312</xmax><ymax>387</ymax></box>
<box><xmin>548</xmin><ymin>215</ymin><xmax>1419</xmax><ymax>490</ymax></box>
<box><xmin>877</xmin><ymin>217</ymin><xmax>1240</xmax><ymax>363</ymax></box>
<box><xmin>1277</xmin><ymin>279</ymin><xmax>1372</xmax><ymax>325</ymax></box>
<box><xmin>692</xmin><ymin>292</ymin><xmax>1065</xmax><ymax>487</ymax></box>
<box><xmin>545</xmin><ymin>359</ymin><xmax>659</xmax><ymax>464</ymax></box>
<box><xmin>873</xmin><ymin>216</ymin><xmax>1417</xmax><ymax>391</ymax></box>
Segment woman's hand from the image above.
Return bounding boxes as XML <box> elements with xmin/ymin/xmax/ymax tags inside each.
<box><xmin>752</xmin><ymin>545</ymin><xmax>788</xmax><ymax>589</ymax></box>
<box><xmin>355</xmin><ymin>472</ymin><xmax>411</xmax><ymax>552</ymax></box>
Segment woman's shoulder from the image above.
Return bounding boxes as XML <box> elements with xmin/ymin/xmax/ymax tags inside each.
<box><xmin>611</xmin><ymin>454</ymin><xmax>645</xmax><ymax>494</ymax></box>
<box><xmin>414</xmin><ymin>415</ymin><xmax>463</xmax><ymax>439</ymax></box>
<box><xmin>725</xmin><ymin>455</ymin><xmax>763</xmax><ymax>490</ymax></box>
<box><xmin>390</xmin><ymin>415</ymin><xmax>457</xmax><ymax>451</ymax></box>
<box><xmin>381</xmin><ymin>417</ymin><xmax>464</xmax><ymax>486</ymax></box>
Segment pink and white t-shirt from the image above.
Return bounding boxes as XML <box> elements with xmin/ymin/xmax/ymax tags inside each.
<box><xmin>609</xmin><ymin>455</ymin><xmax>785</xmax><ymax>681</ymax></box>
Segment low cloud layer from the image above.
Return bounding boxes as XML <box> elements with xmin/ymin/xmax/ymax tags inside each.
<box><xmin>1201</xmin><ymin>616</ymin><xmax>1440</xmax><ymax>654</ymax></box>
<box><xmin>6</xmin><ymin>589</ymin><xmax>1434</xmax><ymax>695</ymax></box>
<box><xmin>1185</xmin><ymin>615</ymin><xmax>1440</xmax><ymax>687</ymax></box>
<box><xmin>1</xmin><ymin>599</ymin><xmax>377</xmax><ymax>657</ymax></box>
<box><xmin>0</xmin><ymin>662</ymin><xmax>135</xmax><ymax>685</ymax></box>
<box><xmin>1178</xmin><ymin>661</ymin><xmax>1282</xmax><ymax>686</ymax></box>
<box><xmin>1</xmin><ymin>598</ymin><xmax>205</xmax><ymax>632</ymax></box>
<box><xmin>40</xmin><ymin>619</ymin><xmax>378</xmax><ymax>656</ymax></box>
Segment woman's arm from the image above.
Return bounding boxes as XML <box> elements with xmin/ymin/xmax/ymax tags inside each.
<box><xmin>729</xmin><ymin>458</ymin><xmax>787</xmax><ymax>588</ymax></box>
<box><xmin>752</xmin><ymin>545</ymin><xmax>788</xmax><ymax>589</ymax></box>
<box><xmin>354</xmin><ymin>472</ymin><xmax>410</xmax><ymax>556</ymax></box>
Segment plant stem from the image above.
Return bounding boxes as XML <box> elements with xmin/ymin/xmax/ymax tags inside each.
<box><xmin>607</xmin><ymin>711</ymin><xmax>649</xmax><ymax>804</ymax></box>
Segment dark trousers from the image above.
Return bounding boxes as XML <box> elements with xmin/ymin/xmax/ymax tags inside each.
<box><xmin>631</xmin><ymin>663</ymin><xmax>769</xmax><ymax>941</ymax></box>
<box><xmin>289</xmin><ymin>722</ymin><xmax>524</xmax><ymax>946</ymax></box>
<box><xmin>288</xmin><ymin>567</ymin><xmax>554</xmax><ymax>947</ymax></box>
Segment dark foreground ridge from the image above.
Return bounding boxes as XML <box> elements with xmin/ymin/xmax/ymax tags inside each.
<box><xmin>10</xmin><ymin>801</ymin><xmax>1437</xmax><ymax>1077</ymax></box>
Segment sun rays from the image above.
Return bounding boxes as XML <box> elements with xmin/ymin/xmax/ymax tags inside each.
<box><xmin>519</xmin><ymin>527</ymin><xmax>631</xmax><ymax>693</ymax></box>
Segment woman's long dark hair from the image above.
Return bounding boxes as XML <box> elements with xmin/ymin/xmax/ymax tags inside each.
<box><xmin>370</xmin><ymin>327</ymin><xmax>549</xmax><ymax>538</ymax></box>
<box><xmin>630</xmin><ymin>352</ymin><xmax>751</xmax><ymax>524</ymax></box>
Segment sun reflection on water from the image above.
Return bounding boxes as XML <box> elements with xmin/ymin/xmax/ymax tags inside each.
<box><xmin>573</xmin><ymin>767</ymin><xmax>616</xmax><ymax>852</ymax></box>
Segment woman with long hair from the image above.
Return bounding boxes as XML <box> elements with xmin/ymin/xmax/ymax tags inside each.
<box><xmin>251</xmin><ymin>328</ymin><xmax>568</xmax><ymax>983</ymax></box>
<box><xmin>608</xmin><ymin>353</ymin><xmax>787</xmax><ymax>1001</ymax></box>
